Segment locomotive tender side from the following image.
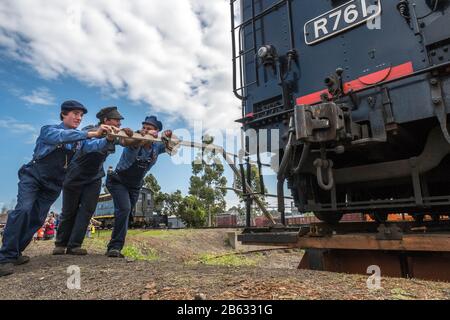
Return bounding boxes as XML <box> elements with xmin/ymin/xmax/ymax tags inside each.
<box><xmin>232</xmin><ymin>0</ymin><xmax>450</xmax><ymax>222</ymax></box>
<box><xmin>94</xmin><ymin>187</ymin><xmax>161</xmax><ymax>228</ymax></box>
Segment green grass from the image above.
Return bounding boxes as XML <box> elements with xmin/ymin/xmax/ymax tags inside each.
<box><xmin>93</xmin><ymin>230</ymin><xmax>112</xmax><ymax>239</ymax></box>
<box><xmin>127</xmin><ymin>229</ymin><xmax>173</xmax><ymax>237</ymax></box>
<box><xmin>83</xmin><ymin>237</ymin><xmax>108</xmax><ymax>250</ymax></box>
<box><xmin>95</xmin><ymin>228</ymin><xmax>193</xmax><ymax>239</ymax></box>
<box><xmin>83</xmin><ymin>234</ymin><xmax>159</xmax><ymax>261</ymax></box>
<box><xmin>195</xmin><ymin>252</ymin><xmax>261</xmax><ymax>267</ymax></box>
<box><xmin>122</xmin><ymin>245</ymin><xmax>159</xmax><ymax>261</ymax></box>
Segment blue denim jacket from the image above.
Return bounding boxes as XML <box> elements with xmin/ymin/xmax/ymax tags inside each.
<box><xmin>115</xmin><ymin>142</ymin><xmax>166</xmax><ymax>173</ymax></box>
<box><xmin>32</xmin><ymin>122</ymin><xmax>109</xmax><ymax>160</ymax></box>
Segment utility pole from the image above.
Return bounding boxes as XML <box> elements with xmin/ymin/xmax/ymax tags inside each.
<box><xmin>208</xmin><ymin>206</ymin><xmax>211</xmax><ymax>227</ymax></box>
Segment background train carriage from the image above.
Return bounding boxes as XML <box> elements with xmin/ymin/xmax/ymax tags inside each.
<box><xmin>93</xmin><ymin>187</ymin><xmax>168</xmax><ymax>229</ymax></box>
<box><xmin>232</xmin><ymin>0</ymin><xmax>450</xmax><ymax>223</ymax></box>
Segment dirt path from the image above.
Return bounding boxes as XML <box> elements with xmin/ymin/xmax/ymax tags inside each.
<box><xmin>0</xmin><ymin>229</ymin><xmax>449</xmax><ymax>300</ymax></box>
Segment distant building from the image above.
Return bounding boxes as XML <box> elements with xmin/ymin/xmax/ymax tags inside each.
<box><xmin>216</xmin><ymin>213</ymin><xmax>237</xmax><ymax>227</ymax></box>
<box><xmin>215</xmin><ymin>207</ymin><xmax>246</xmax><ymax>227</ymax></box>
<box><xmin>167</xmin><ymin>215</ymin><xmax>185</xmax><ymax>229</ymax></box>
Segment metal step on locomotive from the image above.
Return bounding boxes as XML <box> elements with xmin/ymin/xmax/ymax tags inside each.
<box><xmin>231</xmin><ymin>0</ymin><xmax>450</xmax><ymax>281</ymax></box>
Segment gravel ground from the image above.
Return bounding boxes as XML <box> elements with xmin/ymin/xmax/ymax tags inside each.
<box><xmin>0</xmin><ymin>229</ymin><xmax>449</xmax><ymax>300</ymax></box>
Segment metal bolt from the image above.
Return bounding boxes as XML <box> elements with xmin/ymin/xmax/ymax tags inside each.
<box><xmin>433</xmin><ymin>98</ymin><xmax>442</xmax><ymax>105</ymax></box>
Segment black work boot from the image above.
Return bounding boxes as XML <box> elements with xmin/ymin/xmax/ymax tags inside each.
<box><xmin>66</xmin><ymin>247</ymin><xmax>88</xmax><ymax>255</ymax></box>
<box><xmin>0</xmin><ymin>263</ymin><xmax>14</xmax><ymax>277</ymax></box>
<box><xmin>106</xmin><ymin>249</ymin><xmax>124</xmax><ymax>258</ymax></box>
<box><xmin>52</xmin><ymin>246</ymin><xmax>66</xmax><ymax>255</ymax></box>
<box><xmin>13</xmin><ymin>255</ymin><xmax>30</xmax><ymax>266</ymax></box>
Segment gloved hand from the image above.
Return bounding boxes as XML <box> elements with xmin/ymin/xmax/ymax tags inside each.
<box><xmin>137</xmin><ymin>129</ymin><xmax>158</xmax><ymax>138</ymax></box>
<box><xmin>98</xmin><ymin>125</ymin><xmax>113</xmax><ymax>141</ymax></box>
<box><xmin>163</xmin><ymin>130</ymin><xmax>172</xmax><ymax>139</ymax></box>
<box><xmin>162</xmin><ymin>130</ymin><xmax>179</xmax><ymax>155</ymax></box>
<box><xmin>122</xmin><ymin>128</ymin><xmax>134</xmax><ymax>138</ymax></box>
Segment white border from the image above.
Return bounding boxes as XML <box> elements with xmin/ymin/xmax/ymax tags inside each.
<box><xmin>304</xmin><ymin>0</ymin><xmax>382</xmax><ymax>45</ymax></box>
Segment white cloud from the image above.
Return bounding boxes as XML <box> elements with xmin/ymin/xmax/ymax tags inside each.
<box><xmin>0</xmin><ymin>117</ymin><xmax>39</xmax><ymax>144</ymax></box>
<box><xmin>0</xmin><ymin>117</ymin><xmax>36</xmax><ymax>133</ymax></box>
<box><xmin>0</xmin><ymin>0</ymin><xmax>241</xmax><ymax>130</ymax></box>
<box><xmin>21</xmin><ymin>87</ymin><xmax>56</xmax><ymax>106</ymax></box>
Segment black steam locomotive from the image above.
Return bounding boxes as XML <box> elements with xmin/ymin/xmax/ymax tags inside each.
<box><xmin>93</xmin><ymin>187</ymin><xmax>167</xmax><ymax>228</ymax></box>
<box><xmin>232</xmin><ymin>0</ymin><xmax>450</xmax><ymax>223</ymax></box>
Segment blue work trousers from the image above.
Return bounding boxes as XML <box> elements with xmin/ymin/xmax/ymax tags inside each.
<box><xmin>106</xmin><ymin>177</ymin><xmax>140</xmax><ymax>252</ymax></box>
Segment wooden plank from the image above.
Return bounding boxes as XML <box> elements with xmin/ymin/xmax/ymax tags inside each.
<box><xmin>296</xmin><ymin>233</ymin><xmax>450</xmax><ymax>252</ymax></box>
<box><xmin>299</xmin><ymin>249</ymin><xmax>450</xmax><ymax>281</ymax></box>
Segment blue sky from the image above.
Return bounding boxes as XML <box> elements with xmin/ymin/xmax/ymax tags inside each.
<box><xmin>0</xmin><ymin>0</ymin><xmax>288</xmax><ymax>213</ymax></box>
<box><xmin>0</xmin><ymin>57</ymin><xmax>193</xmax><ymax>211</ymax></box>
<box><xmin>0</xmin><ymin>56</ymin><xmax>284</xmax><ymax>213</ymax></box>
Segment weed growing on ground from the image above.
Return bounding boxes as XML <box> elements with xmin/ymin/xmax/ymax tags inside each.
<box><xmin>195</xmin><ymin>252</ymin><xmax>261</xmax><ymax>267</ymax></box>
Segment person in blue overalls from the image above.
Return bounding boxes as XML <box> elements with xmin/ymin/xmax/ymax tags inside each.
<box><xmin>105</xmin><ymin>115</ymin><xmax>173</xmax><ymax>258</ymax></box>
<box><xmin>53</xmin><ymin>106</ymin><xmax>135</xmax><ymax>256</ymax></box>
<box><xmin>0</xmin><ymin>101</ymin><xmax>111</xmax><ymax>277</ymax></box>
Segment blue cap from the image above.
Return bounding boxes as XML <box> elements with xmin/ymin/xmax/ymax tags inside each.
<box><xmin>142</xmin><ymin>115</ymin><xmax>163</xmax><ymax>131</ymax></box>
<box><xmin>61</xmin><ymin>100</ymin><xmax>88</xmax><ymax>114</ymax></box>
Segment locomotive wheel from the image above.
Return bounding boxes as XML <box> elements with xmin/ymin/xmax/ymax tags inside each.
<box><xmin>313</xmin><ymin>212</ymin><xmax>343</xmax><ymax>224</ymax></box>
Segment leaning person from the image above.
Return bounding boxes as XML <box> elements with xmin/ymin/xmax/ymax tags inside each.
<box><xmin>105</xmin><ymin>116</ymin><xmax>175</xmax><ymax>258</ymax></box>
<box><xmin>53</xmin><ymin>106</ymin><xmax>133</xmax><ymax>255</ymax></box>
<box><xmin>0</xmin><ymin>101</ymin><xmax>110</xmax><ymax>277</ymax></box>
